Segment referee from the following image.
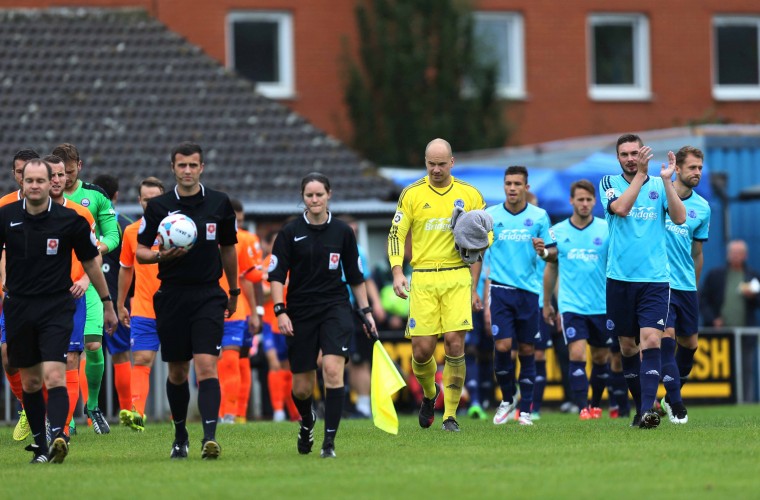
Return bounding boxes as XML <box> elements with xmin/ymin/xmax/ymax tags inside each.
<box><xmin>268</xmin><ymin>172</ymin><xmax>377</xmax><ymax>459</ymax></box>
<box><xmin>136</xmin><ymin>142</ymin><xmax>238</xmax><ymax>461</ymax></box>
<box><xmin>0</xmin><ymin>159</ymin><xmax>117</xmax><ymax>464</ymax></box>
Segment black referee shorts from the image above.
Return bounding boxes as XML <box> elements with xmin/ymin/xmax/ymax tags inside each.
<box><xmin>153</xmin><ymin>284</ymin><xmax>228</xmax><ymax>362</ymax></box>
<box><xmin>4</xmin><ymin>292</ymin><xmax>75</xmax><ymax>368</ymax></box>
<box><xmin>286</xmin><ymin>301</ymin><xmax>354</xmax><ymax>374</ymax></box>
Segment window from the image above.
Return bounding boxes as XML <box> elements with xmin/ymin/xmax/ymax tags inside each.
<box><xmin>588</xmin><ymin>14</ymin><xmax>650</xmax><ymax>100</ymax></box>
<box><xmin>713</xmin><ymin>17</ymin><xmax>760</xmax><ymax>100</ymax></box>
<box><xmin>472</xmin><ymin>12</ymin><xmax>525</xmax><ymax>99</ymax></box>
<box><xmin>227</xmin><ymin>11</ymin><xmax>294</xmax><ymax>99</ymax></box>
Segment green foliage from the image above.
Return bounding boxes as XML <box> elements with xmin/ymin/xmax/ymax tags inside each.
<box><xmin>1</xmin><ymin>406</ymin><xmax>758</xmax><ymax>498</ymax></box>
<box><xmin>343</xmin><ymin>0</ymin><xmax>508</xmax><ymax>167</ymax></box>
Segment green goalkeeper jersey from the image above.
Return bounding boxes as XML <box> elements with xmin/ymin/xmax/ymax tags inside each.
<box><xmin>64</xmin><ymin>180</ymin><xmax>120</xmax><ymax>253</ymax></box>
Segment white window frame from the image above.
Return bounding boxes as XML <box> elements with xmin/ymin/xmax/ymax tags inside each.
<box><xmin>472</xmin><ymin>12</ymin><xmax>526</xmax><ymax>100</ymax></box>
<box><xmin>226</xmin><ymin>11</ymin><xmax>294</xmax><ymax>99</ymax></box>
<box><xmin>713</xmin><ymin>16</ymin><xmax>760</xmax><ymax>101</ymax></box>
<box><xmin>587</xmin><ymin>13</ymin><xmax>651</xmax><ymax>101</ymax></box>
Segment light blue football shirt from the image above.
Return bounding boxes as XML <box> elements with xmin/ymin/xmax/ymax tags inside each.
<box><xmin>486</xmin><ymin>202</ymin><xmax>556</xmax><ymax>294</ymax></box>
<box><xmin>600</xmin><ymin>174</ymin><xmax>670</xmax><ymax>283</ymax></box>
<box><xmin>551</xmin><ymin>217</ymin><xmax>609</xmax><ymax>315</ymax></box>
<box><xmin>666</xmin><ymin>191</ymin><xmax>711</xmax><ymax>291</ymax></box>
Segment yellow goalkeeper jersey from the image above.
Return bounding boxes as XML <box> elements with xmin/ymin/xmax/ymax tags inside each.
<box><xmin>388</xmin><ymin>175</ymin><xmax>486</xmax><ymax>270</ymax></box>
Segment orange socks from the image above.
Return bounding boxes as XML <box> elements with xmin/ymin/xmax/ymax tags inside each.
<box><xmin>113</xmin><ymin>361</ymin><xmax>132</xmax><ymax>411</ymax></box>
<box><xmin>131</xmin><ymin>365</ymin><xmax>151</xmax><ymax>416</ymax></box>
<box><xmin>6</xmin><ymin>370</ymin><xmax>23</xmax><ymax>403</ymax></box>
<box><xmin>218</xmin><ymin>349</ymin><xmax>240</xmax><ymax>417</ymax></box>
<box><xmin>65</xmin><ymin>369</ymin><xmax>79</xmax><ymax>428</ymax></box>
<box><xmin>78</xmin><ymin>357</ymin><xmax>89</xmax><ymax>406</ymax></box>
<box><xmin>283</xmin><ymin>370</ymin><xmax>300</xmax><ymax>421</ymax></box>
<box><xmin>237</xmin><ymin>356</ymin><xmax>251</xmax><ymax>418</ymax></box>
<box><xmin>268</xmin><ymin>370</ymin><xmax>285</xmax><ymax>412</ymax></box>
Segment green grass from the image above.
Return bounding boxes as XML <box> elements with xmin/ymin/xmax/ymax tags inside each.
<box><xmin>1</xmin><ymin>405</ymin><xmax>759</xmax><ymax>499</ymax></box>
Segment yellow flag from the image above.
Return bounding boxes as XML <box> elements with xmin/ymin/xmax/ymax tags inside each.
<box><xmin>371</xmin><ymin>340</ymin><xmax>407</xmax><ymax>434</ymax></box>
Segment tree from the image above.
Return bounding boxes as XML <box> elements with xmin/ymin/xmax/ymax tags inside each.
<box><xmin>343</xmin><ymin>0</ymin><xmax>509</xmax><ymax>167</ymax></box>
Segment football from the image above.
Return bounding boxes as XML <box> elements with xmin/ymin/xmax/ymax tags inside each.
<box><xmin>157</xmin><ymin>214</ymin><xmax>197</xmax><ymax>250</ymax></box>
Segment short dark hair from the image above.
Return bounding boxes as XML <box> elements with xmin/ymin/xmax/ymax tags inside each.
<box><xmin>171</xmin><ymin>142</ymin><xmax>203</xmax><ymax>164</ymax></box>
<box><xmin>675</xmin><ymin>146</ymin><xmax>704</xmax><ymax>166</ymax></box>
<box><xmin>230</xmin><ymin>198</ymin><xmax>244</xmax><ymax>213</ymax></box>
<box><xmin>504</xmin><ymin>165</ymin><xmax>528</xmax><ymax>182</ymax></box>
<box><xmin>570</xmin><ymin>179</ymin><xmax>596</xmax><ymax>198</ymax></box>
<box><xmin>52</xmin><ymin>143</ymin><xmax>80</xmax><ymax>164</ymax></box>
<box><xmin>616</xmin><ymin>133</ymin><xmax>643</xmax><ymax>154</ymax></box>
<box><xmin>42</xmin><ymin>154</ymin><xmax>63</xmax><ymax>165</ymax></box>
<box><xmin>13</xmin><ymin>149</ymin><xmax>39</xmax><ymax>168</ymax></box>
<box><xmin>300</xmin><ymin>172</ymin><xmax>331</xmax><ymax>195</ymax></box>
<box><xmin>139</xmin><ymin>176</ymin><xmax>165</xmax><ymax>194</ymax></box>
<box><xmin>93</xmin><ymin>174</ymin><xmax>119</xmax><ymax>201</ymax></box>
<box><xmin>22</xmin><ymin>158</ymin><xmax>52</xmax><ymax>180</ymax></box>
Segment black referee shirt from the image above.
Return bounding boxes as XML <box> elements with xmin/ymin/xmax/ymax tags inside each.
<box><xmin>0</xmin><ymin>198</ymin><xmax>99</xmax><ymax>296</ymax></box>
<box><xmin>137</xmin><ymin>184</ymin><xmax>237</xmax><ymax>286</ymax></box>
<box><xmin>268</xmin><ymin>212</ymin><xmax>364</xmax><ymax>308</ymax></box>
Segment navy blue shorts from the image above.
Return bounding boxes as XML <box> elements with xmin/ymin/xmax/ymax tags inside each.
<box><xmin>605</xmin><ymin>278</ymin><xmax>670</xmax><ymax>337</ymax></box>
<box><xmin>535</xmin><ymin>314</ymin><xmax>554</xmax><ymax>350</ymax></box>
<box><xmin>561</xmin><ymin>312</ymin><xmax>613</xmax><ymax>348</ymax></box>
<box><xmin>489</xmin><ymin>284</ymin><xmax>539</xmax><ymax>345</ymax></box>
<box><xmin>465</xmin><ymin>310</ymin><xmax>495</xmax><ymax>351</ymax></box>
<box><xmin>666</xmin><ymin>289</ymin><xmax>699</xmax><ymax>337</ymax></box>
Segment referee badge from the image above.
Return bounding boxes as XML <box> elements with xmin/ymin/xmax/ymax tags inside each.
<box><xmin>329</xmin><ymin>253</ymin><xmax>340</xmax><ymax>270</ymax></box>
<box><xmin>47</xmin><ymin>238</ymin><xmax>59</xmax><ymax>255</ymax></box>
<box><xmin>206</xmin><ymin>223</ymin><xmax>217</xmax><ymax>240</ymax></box>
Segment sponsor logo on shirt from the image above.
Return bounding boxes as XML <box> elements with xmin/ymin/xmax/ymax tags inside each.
<box><xmin>497</xmin><ymin>229</ymin><xmax>532</xmax><ymax>241</ymax></box>
<box><xmin>666</xmin><ymin>220</ymin><xmax>689</xmax><ymax>237</ymax></box>
<box><xmin>424</xmin><ymin>217</ymin><xmax>451</xmax><ymax>231</ymax></box>
<box><xmin>567</xmin><ymin>248</ymin><xmax>600</xmax><ymax>261</ymax></box>
<box><xmin>627</xmin><ymin>207</ymin><xmax>658</xmax><ymax>220</ymax></box>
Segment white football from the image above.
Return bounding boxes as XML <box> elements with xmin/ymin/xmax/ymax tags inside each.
<box><xmin>157</xmin><ymin>214</ymin><xmax>197</xmax><ymax>250</ymax></box>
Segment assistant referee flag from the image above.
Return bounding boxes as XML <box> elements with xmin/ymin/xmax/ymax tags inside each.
<box><xmin>371</xmin><ymin>340</ymin><xmax>406</xmax><ymax>434</ymax></box>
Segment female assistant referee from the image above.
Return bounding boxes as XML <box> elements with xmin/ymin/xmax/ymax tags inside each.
<box><xmin>267</xmin><ymin>172</ymin><xmax>377</xmax><ymax>459</ymax></box>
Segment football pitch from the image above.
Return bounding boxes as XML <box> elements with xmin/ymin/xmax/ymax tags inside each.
<box><xmin>1</xmin><ymin>405</ymin><xmax>758</xmax><ymax>499</ymax></box>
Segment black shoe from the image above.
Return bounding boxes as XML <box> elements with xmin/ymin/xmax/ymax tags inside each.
<box><xmin>201</xmin><ymin>439</ymin><xmax>221</xmax><ymax>460</ymax></box>
<box><xmin>441</xmin><ymin>416</ymin><xmax>460</xmax><ymax>432</ymax></box>
<box><xmin>320</xmin><ymin>438</ymin><xmax>336</xmax><ymax>459</ymax></box>
<box><xmin>48</xmin><ymin>434</ymin><xmax>69</xmax><ymax>464</ymax></box>
<box><xmin>639</xmin><ymin>409</ymin><xmax>661</xmax><ymax>429</ymax></box>
<box><xmin>418</xmin><ymin>385</ymin><xmax>441</xmax><ymax>429</ymax></box>
<box><xmin>297</xmin><ymin>410</ymin><xmax>317</xmax><ymax>455</ymax></box>
<box><xmin>26</xmin><ymin>444</ymin><xmax>49</xmax><ymax>464</ymax></box>
<box><xmin>86</xmin><ymin>407</ymin><xmax>111</xmax><ymax>434</ymax></box>
<box><xmin>170</xmin><ymin>440</ymin><xmax>189</xmax><ymax>459</ymax></box>
<box><xmin>630</xmin><ymin>413</ymin><xmax>641</xmax><ymax>427</ymax></box>
<box><xmin>671</xmin><ymin>403</ymin><xmax>688</xmax><ymax>424</ymax></box>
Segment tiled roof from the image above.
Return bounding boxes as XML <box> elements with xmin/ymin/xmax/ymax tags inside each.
<box><xmin>0</xmin><ymin>8</ymin><xmax>400</xmax><ymax>210</ymax></box>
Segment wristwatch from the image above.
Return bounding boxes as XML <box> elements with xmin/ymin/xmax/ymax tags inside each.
<box><xmin>229</xmin><ymin>288</ymin><xmax>241</xmax><ymax>297</ymax></box>
<box><xmin>100</xmin><ymin>294</ymin><xmax>113</xmax><ymax>303</ymax></box>
<box><xmin>273</xmin><ymin>303</ymin><xmax>287</xmax><ymax>316</ymax></box>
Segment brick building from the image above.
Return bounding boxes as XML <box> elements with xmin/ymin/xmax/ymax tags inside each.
<box><xmin>4</xmin><ymin>0</ymin><xmax>760</xmax><ymax>148</ymax></box>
